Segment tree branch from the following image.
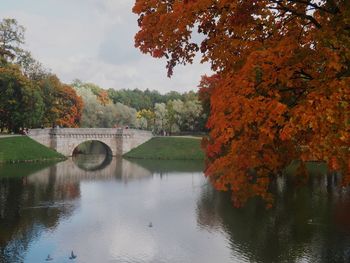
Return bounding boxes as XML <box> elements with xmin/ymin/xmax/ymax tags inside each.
<box><xmin>270</xmin><ymin>0</ymin><xmax>322</xmax><ymax>28</ymax></box>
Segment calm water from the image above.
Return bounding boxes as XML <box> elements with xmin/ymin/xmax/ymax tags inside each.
<box><xmin>1</xmin><ymin>156</ymin><xmax>350</xmax><ymax>263</ymax></box>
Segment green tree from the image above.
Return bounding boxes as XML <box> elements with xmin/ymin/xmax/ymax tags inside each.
<box><xmin>165</xmin><ymin>99</ymin><xmax>183</xmax><ymax>134</ymax></box>
<box><xmin>154</xmin><ymin>103</ymin><xmax>168</xmax><ymax>134</ymax></box>
<box><xmin>181</xmin><ymin>99</ymin><xmax>203</xmax><ymax>131</ymax></box>
<box><xmin>0</xmin><ymin>18</ymin><xmax>25</xmax><ymax>62</ymax></box>
<box><xmin>0</xmin><ymin>65</ymin><xmax>44</xmax><ymax>132</ymax></box>
<box><xmin>17</xmin><ymin>50</ymin><xmax>48</xmax><ymax>81</ymax></box>
<box><xmin>39</xmin><ymin>75</ymin><xmax>63</xmax><ymax>127</ymax></box>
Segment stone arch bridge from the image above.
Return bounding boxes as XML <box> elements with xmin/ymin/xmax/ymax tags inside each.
<box><xmin>28</xmin><ymin>128</ymin><xmax>153</xmax><ymax>157</ymax></box>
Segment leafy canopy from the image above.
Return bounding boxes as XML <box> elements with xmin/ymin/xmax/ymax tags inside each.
<box><xmin>133</xmin><ymin>0</ymin><xmax>350</xmax><ymax>206</ymax></box>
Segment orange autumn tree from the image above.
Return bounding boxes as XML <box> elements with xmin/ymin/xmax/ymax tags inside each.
<box><xmin>133</xmin><ymin>0</ymin><xmax>350</xmax><ymax>206</ymax></box>
<box><xmin>97</xmin><ymin>90</ymin><xmax>111</xmax><ymax>106</ymax></box>
<box><xmin>40</xmin><ymin>75</ymin><xmax>83</xmax><ymax>128</ymax></box>
<box><xmin>56</xmin><ymin>84</ymin><xmax>83</xmax><ymax>127</ymax></box>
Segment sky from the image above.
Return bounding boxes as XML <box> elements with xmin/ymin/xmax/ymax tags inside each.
<box><xmin>0</xmin><ymin>0</ymin><xmax>211</xmax><ymax>93</ymax></box>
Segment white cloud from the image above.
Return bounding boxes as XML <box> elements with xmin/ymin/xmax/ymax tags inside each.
<box><xmin>0</xmin><ymin>0</ymin><xmax>212</xmax><ymax>93</ymax></box>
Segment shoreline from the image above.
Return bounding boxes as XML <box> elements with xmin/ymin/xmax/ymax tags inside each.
<box><xmin>0</xmin><ymin>136</ymin><xmax>66</xmax><ymax>164</ymax></box>
<box><xmin>124</xmin><ymin>136</ymin><xmax>205</xmax><ymax>161</ymax></box>
<box><xmin>0</xmin><ymin>157</ymin><xmax>66</xmax><ymax>164</ymax></box>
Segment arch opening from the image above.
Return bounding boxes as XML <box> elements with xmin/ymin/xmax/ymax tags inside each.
<box><xmin>72</xmin><ymin>140</ymin><xmax>113</xmax><ymax>171</ymax></box>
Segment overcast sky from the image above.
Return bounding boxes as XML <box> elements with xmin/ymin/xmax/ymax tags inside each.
<box><xmin>0</xmin><ymin>0</ymin><xmax>211</xmax><ymax>93</ymax></box>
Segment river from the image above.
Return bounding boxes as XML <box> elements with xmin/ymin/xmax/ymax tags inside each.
<box><xmin>0</xmin><ymin>155</ymin><xmax>350</xmax><ymax>263</ymax></box>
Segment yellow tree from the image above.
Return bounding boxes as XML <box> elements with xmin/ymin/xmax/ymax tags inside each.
<box><xmin>137</xmin><ymin>109</ymin><xmax>155</xmax><ymax>130</ymax></box>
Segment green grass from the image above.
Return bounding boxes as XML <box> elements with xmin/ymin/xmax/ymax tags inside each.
<box><xmin>0</xmin><ymin>136</ymin><xmax>65</xmax><ymax>163</ymax></box>
<box><xmin>124</xmin><ymin>136</ymin><xmax>205</xmax><ymax>160</ymax></box>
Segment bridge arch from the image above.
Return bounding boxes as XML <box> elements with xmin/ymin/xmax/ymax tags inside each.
<box><xmin>72</xmin><ymin>140</ymin><xmax>113</xmax><ymax>157</ymax></box>
<box><xmin>62</xmin><ymin>136</ymin><xmax>119</xmax><ymax>157</ymax></box>
<box><xmin>72</xmin><ymin>140</ymin><xmax>113</xmax><ymax>171</ymax></box>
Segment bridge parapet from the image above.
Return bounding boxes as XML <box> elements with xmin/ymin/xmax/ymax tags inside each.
<box><xmin>50</xmin><ymin>128</ymin><xmax>124</xmax><ymax>136</ymax></box>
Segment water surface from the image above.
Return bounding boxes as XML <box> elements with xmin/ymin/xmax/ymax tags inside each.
<box><xmin>0</xmin><ymin>157</ymin><xmax>350</xmax><ymax>263</ymax></box>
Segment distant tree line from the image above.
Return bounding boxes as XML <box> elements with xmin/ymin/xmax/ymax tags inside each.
<box><xmin>0</xmin><ymin>18</ymin><xmax>206</xmax><ymax>134</ymax></box>
<box><xmin>71</xmin><ymin>80</ymin><xmax>137</xmax><ymax>128</ymax></box>
<box><xmin>71</xmin><ymin>80</ymin><xmax>207</xmax><ymax>134</ymax></box>
<box><xmin>107</xmin><ymin>88</ymin><xmax>193</xmax><ymax>111</ymax></box>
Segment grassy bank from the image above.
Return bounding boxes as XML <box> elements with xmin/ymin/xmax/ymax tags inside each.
<box><xmin>124</xmin><ymin>136</ymin><xmax>205</xmax><ymax>160</ymax></box>
<box><xmin>0</xmin><ymin>136</ymin><xmax>65</xmax><ymax>163</ymax></box>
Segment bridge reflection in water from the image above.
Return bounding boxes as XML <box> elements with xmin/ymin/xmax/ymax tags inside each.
<box><xmin>26</xmin><ymin>157</ymin><xmax>152</xmax><ymax>185</ymax></box>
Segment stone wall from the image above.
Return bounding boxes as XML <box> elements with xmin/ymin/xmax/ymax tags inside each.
<box><xmin>27</xmin><ymin>128</ymin><xmax>53</xmax><ymax>148</ymax></box>
<box><xmin>121</xmin><ymin>129</ymin><xmax>153</xmax><ymax>155</ymax></box>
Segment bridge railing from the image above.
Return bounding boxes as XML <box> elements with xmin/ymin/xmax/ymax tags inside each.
<box><xmin>28</xmin><ymin>128</ymin><xmax>153</xmax><ymax>137</ymax></box>
<box><xmin>28</xmin><ymin>128</ymin><xmax>53</xmax><ymax>136</ymax></box>
<box><xmin>49</xmin><ymin>128</ymin><xmax>124</xmax><ymax>135</ymax></box>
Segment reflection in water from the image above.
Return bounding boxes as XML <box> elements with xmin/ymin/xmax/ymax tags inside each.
<box><xmin>0</xmin><ymin>165</ymin><xmax>78</xmax><ymax>263</ymax></box>
<box><xmin>0</xmin><ymin>158</ymin><xmax>350</xmax><ymax>262</ymax></box>
<box><xmin>125</xmin><ymin>158</ymin><xmax>205</xmax><ymax>173</ymax></box>
<box><xmin>72</xmin><ymin>140</ymin><xmax>113</xmax><ymax>171</ymax></box>
<box><xmin>73</xmin><ymin>154</ymin><xmax>112</xmax><ymax>171</ymax></box>
<box><xmin>0</xmin><ymin>158</ymin><xmax>152</xmax><ymax>263</ymax></box>
<box><xmin>197</xmin><ymin>173</ymin><xmax>350</xmax><ymax>263</ymax></box>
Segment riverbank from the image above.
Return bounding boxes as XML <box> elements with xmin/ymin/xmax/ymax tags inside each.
<box><xmin>0</xmin><ymin>136</ymin><xmax>65</xmax><ymax>163</ymax></box>
<box><xmin>124</xmin><ymin>136</ymin><xmax>205</xmax><ymax>160</ymax></box>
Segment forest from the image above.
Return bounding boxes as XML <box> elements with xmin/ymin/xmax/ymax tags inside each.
<box><xmin>0</xmin><ymin>18</ymin><xmax>206</xmax><ymax>135</ymax></box>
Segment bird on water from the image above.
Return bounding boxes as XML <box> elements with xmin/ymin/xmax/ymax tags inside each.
<box><xmin>45</xmin><ymin>254</ymin><xmax>53</xmax><ymax>261</ymax></box>
<box><xmin>69</xmin><ymin>251</ymin><xmax>77</xmax><ymax>260</ymax></box>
